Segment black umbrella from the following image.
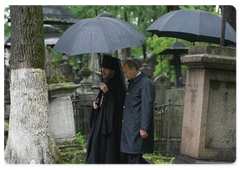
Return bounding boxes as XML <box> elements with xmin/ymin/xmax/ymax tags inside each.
<box><xmin>52</xmin><ymin>16</ymin><xmax>147</xmax><ymax>56</ymax></box>
<box><xmin>145</xmin><ymin>9</ymin><xmax>236</xmax><ymax>46</ymax></box>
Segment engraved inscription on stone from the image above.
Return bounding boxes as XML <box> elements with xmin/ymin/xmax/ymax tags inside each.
<box><xmin>49</xmin><ymin>96</ymin><xmax>75</xmax><ymax>140</ymax></box>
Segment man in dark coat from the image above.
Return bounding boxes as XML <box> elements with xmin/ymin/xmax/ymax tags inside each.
<box><xmin>86</xmin><ymin>54</ymin><xmax>126</xmax><ymax>164</ymax></box>
<box><xmin>121</xmin><ymin>59</ymin><xmax>155</xmax><ymax>164</ymax></box>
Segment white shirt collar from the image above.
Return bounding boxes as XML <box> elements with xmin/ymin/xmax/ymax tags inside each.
<box><xmin>135</xmin><ymin>71</ymin><xmax>141</xmax><ymax>78</ymax></box>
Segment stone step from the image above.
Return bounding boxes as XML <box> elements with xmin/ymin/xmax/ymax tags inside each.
<box><xmin>59</xmin><ymin>151</ymin><xmax>87</xmax><ymax>163</ymax></box>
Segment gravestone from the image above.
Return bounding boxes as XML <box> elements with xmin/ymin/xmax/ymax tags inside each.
<box><xmin>76</xmin><ymin>67</ymin><xmax>93</xmax><ymax>94</ymax></box>
<box><xmin>45</xmin><ymin>45</ymin><xmax>65</xmax><ymax>80</ymax></box>
<box><xmin>74</xmin><ymin>66</ymin><xmax>99</xmax><ymax>136</ymax></box>
<box><xmin>153</xmin><ymin>76</ymin><xmax>171</xmax><ymax>106</ymax></box>
<box><xmin>60</xmin><ymin>55</ymin><xmax>74</xmax><ymax>82</ymax></box>
<box><xmin>48</xmin><ymin>83</ymin><xmax>80</xmax><ymax>143</ymax></box>
<box><xmin>88</xmin><ymin>53</ymin><xmax>101</xmax><ymax>86</ymax></box>
<box><xmin>177</xmin><ymin>46</ymin><xmax>236</xmax><ymax>163</ymax></box>
<box><xmin>140</xmin><ymin>63</ymin><xmax>154</xmax><ymax>79</ymax></box>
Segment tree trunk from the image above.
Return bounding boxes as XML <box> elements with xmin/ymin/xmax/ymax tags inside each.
<box><xmin>220</xmin><ymin>3</ymin><xmax>237</xmax><ymax>33</ymax></box>
<box><xmin>5</xmin><ymin>5</ymin><xmax>58</xmax><ymax>164</ymax></box>
<box><xmin>224</xmin><ymin>5</ymin><xmax>236</xmax><ymax>32</ymax></box>
<box><xmin>5</xmin><ymin>69</ymin><xmax>58</xmax><ymax>164</ymax></box>
<box><xmin>124</xmin><ymin>11</ymin><xmax>130</xmax><ymax>60</ymax></box>
<box><xmin>10</xmin><ymin>6</ymin><xmax>45</xmax><ymax>70</ymax></box>
<box><xmin>220</xmin><ymin>5</ymin><xmax>227</xmax><ymax>46</ymax></box>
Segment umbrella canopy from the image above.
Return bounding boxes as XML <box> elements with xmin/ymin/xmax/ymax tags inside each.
<box><xmin>52</xmin><ymin>17</ymin><xmax>147</xmax><ymax>56</ymax></box>
<box><xmin>145</xmin><ymin>9</ymin><xmax>236</xmax><ymax>46</ymax></box>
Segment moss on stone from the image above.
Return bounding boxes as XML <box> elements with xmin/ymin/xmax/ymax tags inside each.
<box><xmin>48</xmin><ymin>82</ymin><xmax>80</xmax><ymax>91</ymax></box>
<box><xmin>47</xmin><ymin>76</ymin><xmax>69</xmax><ymax>84</ymax></box>
<box><xmin>79</xmin><ymin>67</ymin><xmax>91</xmax><ymax>73</ymax></box>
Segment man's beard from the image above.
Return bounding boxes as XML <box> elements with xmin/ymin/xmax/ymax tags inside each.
<box><xmin>103</xmin><ymin>71</ymin><xmax>115</xmax><ymax>83</ymax></box>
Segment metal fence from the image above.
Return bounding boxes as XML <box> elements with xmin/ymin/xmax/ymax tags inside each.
<box><xmin>71</xmin><ymin>92</ymin><xmax>184</xmax><ymax>157</ymax></box>
<box><xmin>154</xmin><ymin>100</ymin><xmax>184</xmax><ymax>157</ymax></box>
<box><xmin>71</xmin><ymin>93</ymin><xmax>93</xmax><ymax>135</ymax></box>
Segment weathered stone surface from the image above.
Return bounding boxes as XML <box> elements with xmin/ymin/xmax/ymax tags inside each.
<box><xmin>188</xmin><ymin>45</ymin><xmax>236</xmax><ymax>57</ymax></box>
<box><xmin>206</xmin><ymin>81</ymin><xmax>236</xmax><ymax>150</ymax></box>
<box><xmin>45</xmin><ymin>45</ymin><xmax>65</xmax><ymax>80</ymax></box>
<box><xmin>180</xmin><ymin>47</ymin><xmax>236</xmax><ymax>161</ymax></box>
<box><xmin>181</xmin><ymin>54</ymin><xmax>236</xmax><ymax>71</ymax></box>
<box><xmin>153</xmin><ymin>76</ymin><xmax>171</xmax><ymax>106</ymax></box>
<box><xmin>88</xmin><ymin>53</ymin><xmax>101</xmax><ymax>86</ymax></box>
<box><xmin>48</xmin><ymin>83</ymin><xmax>80</xmax><ymax>143</ymax></box>
<box><xmin>173</xmin><ymin>154</ymin><xmax>234</xmax><ymax>164</ymax></box>
<box><xmin>49</xmin><ymin>96</ymin><xmax>75</xmax><ymax>141</ymax></box>
<box><xmin>48</xmin><ymin>82</ymin><xmax>80</xmax><ymax>98</ymax></box>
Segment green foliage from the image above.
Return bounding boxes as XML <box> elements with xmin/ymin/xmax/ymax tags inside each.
<box><xmin>143</xmin><ymin>153</ymin><xmax>175</xmax><ymax>164</ymax></box>
<box><xmin>75</xmin><ymin>132</ymin><xmax>87</xmax><ymax>151</ymax></box>
<box><xmin>4</xmin><ymin>5</ymin><xmax>223</xmax><ymax>82</ymax></box>
<box><xmin>59</xmin><ymin>152</ymin><xmax>85</xmax><ymax>164</ymax></box>
<box><xmin>4</xmin><ymin>122</ymin><xmax>9</xmax><ymax>131</ymax></box>
<box><xmin>4</xmin><ymin>6</ymin><xmax>11</xmax><ymax>39</ymax></box>
<box><xmin>71</xmin><ymin>153</ymin><xmax>85</xmax><ymax>165</ymax></box>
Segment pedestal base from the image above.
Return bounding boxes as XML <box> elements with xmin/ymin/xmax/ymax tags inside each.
<box><xmin>172</xmin><ymin>155</ymin><xmax>234</xmax><ymax>164</ymax></box>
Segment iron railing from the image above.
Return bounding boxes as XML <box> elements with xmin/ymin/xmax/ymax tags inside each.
<box><xmin>154</xmin><ymin>100</ymin><xmax>184</xmax><ymax>157</ymax></box>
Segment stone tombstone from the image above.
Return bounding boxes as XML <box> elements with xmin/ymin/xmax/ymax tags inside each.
<box><xmin>179</xmin><ymin>46</ymin><xmax>236</xmax><ymax>162</ymax></box>
<box><xmin>45</xmin><ymin>45</ymin><xmax>65</xmax><ymax>80</ymax></box>
<box><xmin>60</xmin><ymin>55</ymin><xmax>74</xmax><ymax>82</ymax></box>
<box><xmin>76</xmin><ymin>67</ymin><xmax>93</xmax><ymax>94</ymax></box>
<box><xmin>48</xmin><ymin>82</ymin><xmax>80</xmax><ymax>143</ymax></box>
<box><xmin>153</xmin><ymin>76</ymin><xmax>171</xmax><ymax>106</ymax></box>
<box><xmin>88</xmin><ymin>53</ymin><xmax>101</xmax><ymax>86</ymax></box>
<box><xmin>140</xmin><ymin>63</ymin><xmax>154</xmax><ymax>79</ymax></box>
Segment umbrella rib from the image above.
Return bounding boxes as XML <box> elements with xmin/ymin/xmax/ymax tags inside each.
<box><xmin>112</xmin><ymin>18</ymin><xmax>145</xmax><ymax>44</ymax></box>
<box><xmin>71</xmin><ymin>19</ymin><xmax>95</xmax><ymax>55</ymax></box>
<box><xmin>97</xmin><ymin>18</ymin><xmax>112</xmax><ymax>53</ymax></box>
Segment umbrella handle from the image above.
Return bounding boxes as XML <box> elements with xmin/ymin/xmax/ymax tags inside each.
<box><xmin>98</xmin><ymin>53</ymin><xmax>103</xmax><ymax>82</ymax></box>
<box><xmin>95</xmin><ymin>9</ymin><xmax>97</xmax><ymax>17</ymax></box>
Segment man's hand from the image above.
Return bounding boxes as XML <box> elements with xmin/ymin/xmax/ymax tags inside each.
<box><xmin>100</xmin><ymin>83</ymin><xmax>108</xmax><ymax>93</ymax></box>
<box><xmin>93</xmin><ymin>98</ymin><xmax>99</xmax><ymax>109</ymax></box>
<box><xmin>140</xmin><ymin>130</ymin><xmax>148</xmax><ymax>138</ymax></box>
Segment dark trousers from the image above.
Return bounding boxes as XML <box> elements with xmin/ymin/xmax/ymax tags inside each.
<box><xmin>121</xmin><ymin>152</ymin><xmax>149</xmax><ymax>164</ymax></box>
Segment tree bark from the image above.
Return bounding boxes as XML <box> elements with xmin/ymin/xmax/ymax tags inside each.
<box><xmin>220</xmin><ymin>5</ymin><xmax>227</xmax><ymax>46</ymax></box>
<box><xmin>5</xmin><ymin>5</ymin><xmax>58</xmax><ymax>164</ymax></box>
<box><xmin>10</xmin><ymin>6</ymin><xmax>45</xmax><ymax>70</ymax></box>
<box><xmin>124</xmin><ymin>11</ymin><xmax>130</xmax><ymax>60</ymax></box>
<box><xmin>223</xmin><ymin>5</ymin><xmax>236</xmax><ymax>32</ymax></box>
<box><xmin>5</xmin><ymin>69</ymin><xmax>58</xmax><ymax>164</ymax></box>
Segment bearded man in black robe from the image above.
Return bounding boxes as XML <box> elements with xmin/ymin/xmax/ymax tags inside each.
<box><xmin>86</xmin><ymin>54</ymin><xmax>126</xmax><ymax>164</ymax></box>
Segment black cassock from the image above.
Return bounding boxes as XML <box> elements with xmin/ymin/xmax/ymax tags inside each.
<box><xmin>86</xmin><ymin>75</ymin><xmax>125</xmax><ymax>164</ymax></box>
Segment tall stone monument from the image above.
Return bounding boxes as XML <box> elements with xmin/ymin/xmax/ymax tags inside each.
<box><xmin>153</xmin><ymin>76</ymin><xmax>171</xmax><ymax>106</ymax></box>
<box><xmin>60</xmin><ymin>54</ymin><xmax>74</xmax><ymax>82</ymax></box>
<box><xmin>88</xmin><ymin>53</ymin><xmax>101</xmax><ymax>86</ymax></box>
<box><xmin>174</xmin><ymin>46</ymin><xmax>236</xmax><ymax>163</ymax></box>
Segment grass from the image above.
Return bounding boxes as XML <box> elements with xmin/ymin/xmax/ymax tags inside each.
<box><xmin>59</xmin><ymin>132</ymin><xmax>176</xmax><ymax>164</ymax></box>
<box><xmin>143</xmin><ymin>153</ymin><xmax>175</xmax><ymax>164</ymax></box>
